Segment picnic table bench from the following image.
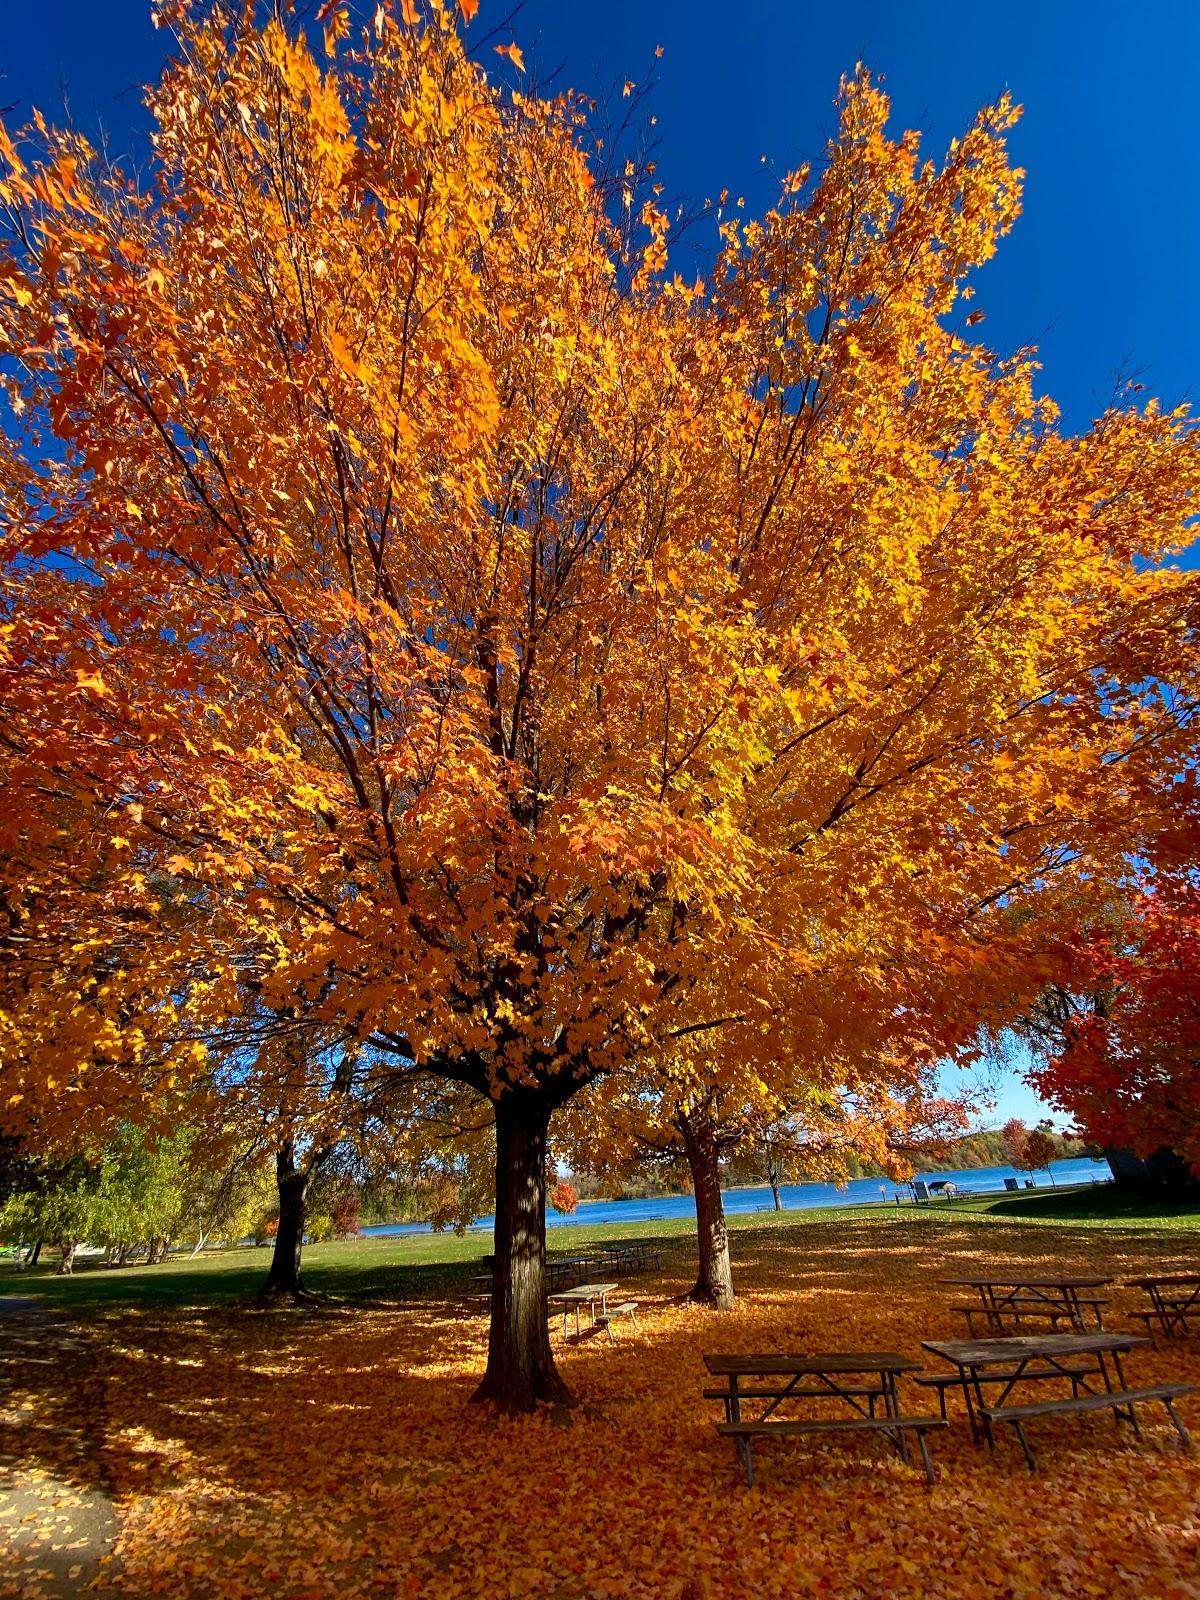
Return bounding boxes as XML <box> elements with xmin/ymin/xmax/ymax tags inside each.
<box><xmin>922</xmin><ymin>1331</ymin><xmax>1193</xmax><ymax>1470</ymax></box>
<box><xmin>942</xmin><ymin>1274</ymin><xmax>1110</xmax><ymax>1334</ymax></box>
<box><xmin>1124</xmin><ymin>1273</ymin><xmax>1200</xmax><ymax>1339</ymax></box>
<box><xmin>703</xmin><ymin>1351</ymin><xmax>946</xmax><ymax>1487</ymax></box>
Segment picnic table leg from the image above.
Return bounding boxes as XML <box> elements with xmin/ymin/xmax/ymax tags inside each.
<box><xmin>1107</xmin><ymin>1349</ymin><xmax>1142</xmax><ymax>1435</ymax></box>
<box><xmin>884</xmin><ymin>1372</ymin><xmax>910</xmax><ymax>1463</ymax></box>
<box><xmin>971</xmin><ymin>1368</ymin><xmax>995</xmax><ymax>1450</ymax></box>
<box><xmin>1013</xmin><ymin>1420</ymin><xmax>1037</xmax><ymax>1472</ymax></box>
<box><xmin>1158</xmin><ymin>1289</ymin><xmax>1177</xmax><ymax>1338</ymax></box>
<box><xmin>1164</xmin><ymin>1396</ymin><xmax>1193</xmax><ymax>1452</ymax></box>
<box><xmin>915</xmin><ymin>1427</ymin><xmax>936</xmax><ymax>1486</ymax></box>
<box><xmin>741</xmin><ymin>1434</ymin><xmax>755</xmax><ymax>1489</ymax></box>
<box><xmin>1065</xmin><ymin>1290</ymin><xmax>1085</xmax><ymax>1333</ymax></box>
<box><xmin>956</xmin><ymin>1373</ymin><xmax>980</xmax><ymax>1443</ymax></box>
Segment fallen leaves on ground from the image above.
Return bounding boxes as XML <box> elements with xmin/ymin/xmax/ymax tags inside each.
<box><xmin>4</xmin><ymin>1219</ymin><xmax>1200</xmax><ymax>1600</ymax></box>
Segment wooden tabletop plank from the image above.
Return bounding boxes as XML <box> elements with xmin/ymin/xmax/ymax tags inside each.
<box><xmin>703</xmin><ymin>1351</ymin><xmax>921</xmax><ymax>1376</ymax></box>
<box><xmin>922</xmin><ymin>1331</ymin><xmax>1147</xmax><ymax>1366</ymax></box>
<box><xmin>1124</xmin><ymin>1273</ymin><xmax>1200</xmax><ymax>1289</ymax></box>
<box><xmin>940</xmin><ymin>1276</ymin><xmax>1111</xmax><ymax>1290</ymax></box>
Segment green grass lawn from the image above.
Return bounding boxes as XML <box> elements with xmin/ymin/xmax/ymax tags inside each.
<box><xmin>3</xmin><ymin>1180</ymin><xmax>1195</xmax><ymax>1316</ymax></box>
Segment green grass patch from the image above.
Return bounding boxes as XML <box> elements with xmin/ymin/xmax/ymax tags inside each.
<box><xmin>3</xmin><ymin>1181</ymin><xmax>1194</xmax><ymax>1316</ymax></box>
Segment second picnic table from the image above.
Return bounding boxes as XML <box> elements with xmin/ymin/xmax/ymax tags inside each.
<box><xmin>703</xmin><ymin>1350</ymin><xmax>945</xmax><ymax>1486</ymax></box>
<box><xmin>941</xmin><ymin>1273</ymin><xmax>1110</xmax><ymax>1334</ymax></box>
<box><xmin>547</xmin><ymin>1281</ymin><xmax>618</xmax><ymax>1338</ymax></box>
<box><xmin>921</xmin><ymin>1330</ymin><xmax>1193</xmax><ymax>1469</ymax></box>
<box><xmin>1124</xmin><ymin>1272</ymin><xmax>1200</xmax><ymax>1339</ymax></box>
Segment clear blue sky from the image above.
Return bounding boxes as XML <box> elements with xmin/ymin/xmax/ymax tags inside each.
<box><xmin>4</xmin><ymin>0</ymin><xmax>1194</xmax><ymax>1127</ymax></box>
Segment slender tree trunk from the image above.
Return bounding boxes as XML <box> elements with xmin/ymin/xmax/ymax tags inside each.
<box><xmin>680</xmin><ymin>1106</ymin><xmax>735</xmax><ymax>1310</ymax></box>
<box><xmin>766</xmin><ymin>1161</ymin><xmax>784</xmax><ymax>1211</ymax></box>
<box><xmin>263</xmin><ymin>1142</ymin><xmax>310</xmax><ymax>1296</ymax></box>
<box><xmin>57</xmin><ymin>1238</ymin><xmax>77</xmax><ymax>1276</ymax></box>
<box><xmin>472</xmin><ymin>1090</ymin><xmax>572</xmax><ymax>1411</ymax></box>
<box><xmin>22</xmin><ymin>1239</ymin><xmax>42</xmax><ymax>1269</ymax></box>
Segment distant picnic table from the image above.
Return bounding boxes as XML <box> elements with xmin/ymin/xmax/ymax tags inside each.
<box><xmin>545</xmin><ymin>1255</ymin><xmax>595</xmax><ymax>1288</ymax></box>
<box><xmin>941</xmin><ymin>1273</ymin><xmax>1110</xmax><ymax>1334</ymax></box>
<box><xmin>703</xmin><ymin>1350</ymin><xmax>945</xmax><ymax>1486</ymax></box>
<box><xmin>921</xmin><ymin>1330</ymin><xmax>1193</xmax><ymax>1470</ymax></box>
<box><xmin>596</xmin><ymin>1240</ymin><xmax>663</xmax><ymax>1274</ymax></box>
<box><xmin>1124</xmin><ymin>1273</ymin><xmax>1200</xmax><ymax>1339</ymax></box>
<box><xmin>547</xmin><ymin>1281</ymin><xmax>630</xmax><ymax>1339</ymax></box>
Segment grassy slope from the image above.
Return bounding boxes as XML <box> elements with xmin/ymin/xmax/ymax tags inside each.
<box><xmin>3</xmin><ymin>1181</ymin><xmax>1195</xmax><ymax>1316</ymax></box>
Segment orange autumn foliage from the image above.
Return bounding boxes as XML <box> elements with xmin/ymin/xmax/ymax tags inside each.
<box><xmin>2</xmin><ymin>1</ymin><xmax>1200</xmax><ymax>1401</ymax></box>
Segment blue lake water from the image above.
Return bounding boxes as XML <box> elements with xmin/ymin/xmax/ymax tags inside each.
<box><xmin>359</xmin><ymin>1155</ymin><xmax>1114</xmax><ymax>1239</ymax></box>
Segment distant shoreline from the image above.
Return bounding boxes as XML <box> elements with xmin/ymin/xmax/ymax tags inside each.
<box><xmin>361</xmin><ymin>1156</ymin><xmax>1114</xmax><ymax>1238</ymax></box>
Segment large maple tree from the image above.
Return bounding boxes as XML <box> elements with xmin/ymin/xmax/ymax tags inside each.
<box><xmin>3</xmin><ymin>0</ymin><xmax>1200</xmax><ymax>1407</ymax></box>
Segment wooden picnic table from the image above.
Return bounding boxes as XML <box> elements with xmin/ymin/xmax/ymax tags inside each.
<box><xmin>548</xmin><ymin>1281</ymin><xmax>619</xmax><ymax>1338</ymax></box>
<box><xmin>473</xmin><ymin>1258</ymin><xmax>596</xmax><ymax>1295</ymax></box>
<box><xmin>922</xmin><ymin>1330</ymin><xmax>1192</xmax><ymax>1469</ymax></box>
<box><xmin>545</xmin><ymin>1255</ymin><xmax>596</xmax><ymax>1287</ymax></box>
<box><xmin>597</xmin><ymin>1239</ymin><xmax>664</xmax><ymax>1273</ymax></box>
<box><xmin>941</xmin><ymin>1274</ymin><xmax>1111</xmax><ymax>1334</ymax></box>
<box><xmin>702</xmin><ymin>1350</ymin><xmax>944</xmax><ymax>1486</ymax></box>
<box><xmin>1124</xmin><ymin>1273</ymin><xmax>1200</xmax><ymax>1339</ymax></box>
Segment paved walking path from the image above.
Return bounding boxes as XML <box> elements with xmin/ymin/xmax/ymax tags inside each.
<box><xmin>0</xmin><ymin>1294</ymin><xmax>119</xmax><ymax>1599</ymax></box>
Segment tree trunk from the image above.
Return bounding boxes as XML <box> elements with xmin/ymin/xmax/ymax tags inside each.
<box><xmin>471</xmin><ymin>1090</ymin><xmax>572</xmax><ymax>1411</ymax></box>
<box><xmin>22</xmin><ymin>1239</ymin><xmax>42</xmax><ymax>1269</ymax></box>
<box><xmin>57</xmin><ymin>1238</ymin><xmax>77</xmax><ymax>1276</ymax></box>
<box><xmin>680</xmin><ymin>1106</ymin><xmax>735</xmax><ymax>1310</ymax></box>
<box><xmin>263</xmin><ymin>1142</ymin><xmax>309</xmax><ymax>1296</ymax></box>
<box><xmin>769</xmin><ymin>1177</ymin><xmax>783</xmax><ymax>1210</ymax></box>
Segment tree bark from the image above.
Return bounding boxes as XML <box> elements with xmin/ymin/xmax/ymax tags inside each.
<box><xmin>680</xmin><ymin>1106</ymin><xmax>735</xmax><ymax>1310</ymax></box>
<box><xmin>765</xmin><ymin>1157</ymin><xmax>784</xmax><ymax>1211</ymax></box>
<box><xmin>57</xmin><ymin>1238</ymin><xmax>77</xmax><ymax>1276</ymax></box>
<box><xmin>22</xmin><ymin>1239</ymin><xmax>42</xmax><ymax>1269</ymax></box>
<box><xmin>471</xmin><ymin>1090</ymin><xmax>573</xmax><ymax>1411</ymax></box>
<box><xmin>263</xmin><ymin>1142</ymin><xmax>310</xmax><ymax>1295</ymax></box>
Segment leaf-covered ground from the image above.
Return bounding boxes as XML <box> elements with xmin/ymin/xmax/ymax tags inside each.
<box><xmin>4</xmin><ymin>1215</ymin><xmax>1199</xmax><ymax>1600</ymax></box>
